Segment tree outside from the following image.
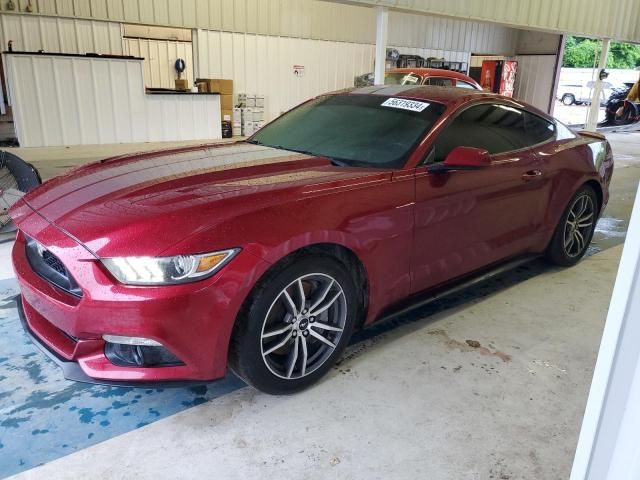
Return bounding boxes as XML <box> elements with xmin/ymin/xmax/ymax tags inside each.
<box><xmin>563</xmin><ymin>36</ymin><xmax>640</xmax><ymax>69</ymax></box>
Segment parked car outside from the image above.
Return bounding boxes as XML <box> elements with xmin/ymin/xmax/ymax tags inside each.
<box><xmin>557</xmin><ymin>80</ymin><xmax>624</xmax><ymax>106</ymax></box>
<box><xmin>11</xmin><ymin>86</ymin><xmax>613</xmax><ymax>394</ymax></box>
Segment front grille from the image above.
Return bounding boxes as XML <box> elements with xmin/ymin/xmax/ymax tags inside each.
<box><xmin>42</xmin><ymin>250</ymin><xmax>66</xmax><ymax>275</ymax></box>
<box><xmin>24</xmin><ymin>235</ymin><xmax>82</xmax><ymax>297</ymax></box>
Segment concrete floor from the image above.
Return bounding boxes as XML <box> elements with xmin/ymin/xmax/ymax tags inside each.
<box><xmin>1</xmin><ymin>133</ymin><xmax>639</xmax><ymax>479</ymax></box>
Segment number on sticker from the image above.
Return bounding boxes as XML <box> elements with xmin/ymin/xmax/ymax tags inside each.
<box><xmin>381</xmin><ymin>98</ymin><xmax>430</xmax><ymax>112</ymax></box>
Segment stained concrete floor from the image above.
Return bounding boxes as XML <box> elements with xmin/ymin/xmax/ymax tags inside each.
<box><xmin>1</xmin><ymin>133</ymin><xmax>639</xmax><ymax>479</ymax></box>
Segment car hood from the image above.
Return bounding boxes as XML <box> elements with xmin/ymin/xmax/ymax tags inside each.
<box><xmin>12</xmin><ymin>142</ymin><xmax>386</xmax><ymax>257</ymax></box>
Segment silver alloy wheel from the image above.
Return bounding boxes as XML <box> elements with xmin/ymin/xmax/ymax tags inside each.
<box><xmin>563</xmin><ymin>194</ymin><xmax>595</xmax><ymax>258</ymax></box>
<box><xmin>260</xmin><ymin>273</ymin><xmax>347</xmax><ymax>380</ymax></box>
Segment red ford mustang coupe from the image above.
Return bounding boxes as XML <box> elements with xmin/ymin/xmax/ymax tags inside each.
<box><xmin>10</xmin><ymin>86</ymin><xmax>613</xmax><ymax>394</ymax></box>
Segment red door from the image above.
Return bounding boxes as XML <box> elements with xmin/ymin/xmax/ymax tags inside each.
<box><xmin>409</xmin><ymin>102</ymin><xmax>550</xmax><ymax>294</ymax></box>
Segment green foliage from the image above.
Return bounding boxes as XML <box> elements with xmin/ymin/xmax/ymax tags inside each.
<box><xmin>563</xmin><ymin>36</ymin><xmax>640</xmax><ymax>69</ymax></box>
<box><xmin>607</xmin><ymin>42</ymin><xmax>640</xmax><ymax>69</ymax></box>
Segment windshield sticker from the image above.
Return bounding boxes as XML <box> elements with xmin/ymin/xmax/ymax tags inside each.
<box><xmin>381</xmin><ymin>98</ymin><xmax>430</xmax><ymax>112</ymax></box>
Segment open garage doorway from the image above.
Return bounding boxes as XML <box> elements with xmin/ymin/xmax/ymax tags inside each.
<box><xmin>554</xmin><ymin>36</ymin><xmax>640</xmax><ymax>128</ymax></box>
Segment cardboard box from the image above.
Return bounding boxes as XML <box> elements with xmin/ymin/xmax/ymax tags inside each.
<box><xmin>220</xmin><ymin>94</ymin><xmax>234</xmax><ymax>110</ymax></box>
<box><xmin>207</xmin><ymin>79</ymin><xmax>233</xmax><ymax>94</ymax></box>
<box><xmin>175</xmin><ymin>79</ymin><xmax>189</xmax><ymax>91</ymax></box>
<box><xmin>196</xmin><ymin>81</ymin><xmax>208</xmax><ymax>93</ymax></box>
<box><xmin>221</xmin><ymin>109</ymin><xmax>233</xmax><ymax>122</ymax></box>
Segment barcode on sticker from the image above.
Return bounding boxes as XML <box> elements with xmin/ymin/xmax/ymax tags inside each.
<box><xmin>381</xmin><ymin>98</ymin><xmax>430</xmax><ymax>112</ymax></box>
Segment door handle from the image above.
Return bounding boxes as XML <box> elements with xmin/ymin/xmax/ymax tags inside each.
<box><xmin>522</xmin><ymin>170</ymin><xmax>543</xmax><ymax>180</ymax></box>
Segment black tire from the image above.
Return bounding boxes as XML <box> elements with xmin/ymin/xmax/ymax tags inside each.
<box><xmin>228</xmin><ymin>254</ymin><xmax>359</xmax><ymax>395</ymax></box>
<box><xmin>609</xmin><ymin>101</ymin><xmax>636</xmax><ymax>126</ymax></box>
<box><xmin>561</xmin><ymin>94</ymin><xmax>575</xmax><ymax>106</ymax></box>
<box><xmin>546</xmin><ymin>185</ymin><xmax>599</xmax><ymax>267</ymax></box>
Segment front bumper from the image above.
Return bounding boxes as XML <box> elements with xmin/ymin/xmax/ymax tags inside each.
<box><xmin>15</xmin><ymin>295</ymin><xmax>205</xmax><ymax>387</ymax></box>
<box><xmin>12</xmin><ymin>224</ymin><xmax>268</xmax><ymax>384</ymax></box>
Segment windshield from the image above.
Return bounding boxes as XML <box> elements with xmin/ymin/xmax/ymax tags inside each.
<box><xmin>249</xmin><ymin>94</ymin><xmax>445</xmax><ymax>168</ymax></box>
<box><xmin>385</xmin><ymin>72</ymin><xmax>421</xmax><ymax>85</ymax></box>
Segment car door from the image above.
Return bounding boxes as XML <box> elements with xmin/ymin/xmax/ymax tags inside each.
<box><xmin>410</xmin><ymin>102</ymin><xmax>550</xmax><ymax>294</ymax></box>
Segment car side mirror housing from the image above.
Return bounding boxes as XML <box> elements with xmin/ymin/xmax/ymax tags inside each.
<box><xmin>429</xmin><ymin>146</ymin><xmax>492</xmax><ymax>172</ymax></box>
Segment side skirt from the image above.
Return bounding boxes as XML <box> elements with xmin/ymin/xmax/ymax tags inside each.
<box><xmin>374</xmin><ymin>255</ymin><xmax>541</xmax><ymax>324</ymax></box>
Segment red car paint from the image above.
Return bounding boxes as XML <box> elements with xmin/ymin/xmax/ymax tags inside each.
<box><xmin>386</xmin><ymin>68</ymin><xmax>483</xmax><ymax>90</ymax></box>
<box><xmin>10</xmin><ymin>87</ymin><xmax>613</xmax><ymax>383</ymax></box>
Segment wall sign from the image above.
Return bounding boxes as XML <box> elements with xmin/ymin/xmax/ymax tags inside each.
<box><xmin>293</xmin><ymin>64</ymin><xmax>305</xmax><ymax>77</ymax></box>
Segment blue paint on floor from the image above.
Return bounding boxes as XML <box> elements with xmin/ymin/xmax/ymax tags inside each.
<box><xmin>0</xmin><ymin>282</ymin><xmax>245</xmax><ymax>479</ymax></box>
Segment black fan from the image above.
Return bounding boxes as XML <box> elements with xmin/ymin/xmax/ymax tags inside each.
<box><xmin>0</xmin><ymin>152</ymin><xmax>41</xmax><ymax>235</ymax></box>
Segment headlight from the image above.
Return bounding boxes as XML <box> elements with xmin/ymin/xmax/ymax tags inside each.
<box><xmin>101</xmin><ymin>249</ymin><xmax>239</xmax><ymax>286</ymax></box>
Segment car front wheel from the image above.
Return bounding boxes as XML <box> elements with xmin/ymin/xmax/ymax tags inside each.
<box><xmin>546</xmin><ymin>185</ymin><xmax>598</xmax><ymax>267</ymax></box>
<box><xmin>561</xmin><ymin>94</ymin><xmax>575</xmax><ymax>105</ymax></box>
<box><xmin>228</xmin><ymin>255</ymin><xmax>358</xmax><ymax>394</ymax></box>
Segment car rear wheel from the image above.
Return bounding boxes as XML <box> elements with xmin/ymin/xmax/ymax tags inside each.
<box><xmin>228</xmin><ymin>255</ymin><xmax>358</xmax><ymax>394</ymax></box>
<box><xmin>546</xmin><ymin>185</ymin><xmax>598</xmax><ymax>267</ymax></box>
<box><xmin>561</xmin><ymin>94</ymin><xmax>575</xmax><ymax>106</ymax></box>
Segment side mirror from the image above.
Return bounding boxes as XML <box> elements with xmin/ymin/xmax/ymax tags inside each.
<box><xmin>429</xmin><ymin>146</ymin><xmax>491</xmax><ymax>172</ymax></box>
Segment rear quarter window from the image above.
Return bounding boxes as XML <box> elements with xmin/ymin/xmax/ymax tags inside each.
<box><xmin>523</xmin><ymin>112</ymin><xmax>555</xmax><ymax>145</ymax></box>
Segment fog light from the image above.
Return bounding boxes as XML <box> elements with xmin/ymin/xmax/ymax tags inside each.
<box><xmin>102</xmin><ymin>334</ymin><xmax>162</xmax><ymax>346</ymax></box>
<box><xmin>104</xmin><ymin>339</ymin><xmax>184</xmax><ymax>367</ymax></box>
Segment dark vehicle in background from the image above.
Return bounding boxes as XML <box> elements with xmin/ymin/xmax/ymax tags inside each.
<box><xmin>600</xmin><ymin>82</ymin><xmax>640</xmax><ymax>126</ymax></box>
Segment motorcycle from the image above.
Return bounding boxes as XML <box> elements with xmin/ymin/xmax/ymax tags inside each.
<box><xmin>600</xmin><ymin>83</ymin><xmax>640</xmax><ymax>127</ymax></box>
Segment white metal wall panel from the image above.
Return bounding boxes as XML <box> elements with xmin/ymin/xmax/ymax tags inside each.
<box><xmin>0</xmin><ymin>5</ymin><xmax>523</xmax><ymax>57</ymax></box>
<box><xmin>123</xmin><ymin>38</ymin><xmax>194</xmax><ymax>89</ymax></box>
<box><xmin>0</xmin><ymin>0</ymin><xmax>634</xmax><ymax>43</ymax></box>
<box><xmin>195</xmin><ymin>29</ymin><xmax>376</xmax><ymax>121</ymax></box>
<box><xmin>329</xmin><ymin>0</ymin><xmax>640</xmax><ymax>43</ymax></box>
<box><xmin>0</xmin><ymin>14</ymin><xmax>122</xmax><ymax>54</ymax></box>
<box><xmin>513</xmin><ymin>54</ymin><xmax>557</xmax><ymax>113</ymax></box>
<box><xmin>3</xmin><ymin>53</ymin><xmax>221</xmax><ymax>147</ymax></box>
<box><xmin>388</xmin><ymin>11</ymin><xmax>518</xmax><ymax>55</ymax></box>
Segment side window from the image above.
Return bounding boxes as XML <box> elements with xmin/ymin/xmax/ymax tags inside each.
<box><xmin>455</xmin><ymin>81</ymin><xmax>477</xmax><ymax>89</ymax></box>
<box><xmin>432</xmin><ymin>104</ymin><xmax>528</xmax><ymax>162</ymax></box>
<box><xmin>523</xmin><ymin>112</ymin><xmax>555</xmax><ymax>145</ymax></box>
<box><xmin>426</xmin><ymin>77</ymin><xmax>454</xmax><ymax>87</ymax></box>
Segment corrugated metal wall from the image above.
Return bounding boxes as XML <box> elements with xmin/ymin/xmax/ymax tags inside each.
<box><xmin>194</xmin><ymin>30</ymin><xmax>375</xmax><ymax>119</ymax></box>
<box><xmin>513</xmin><ymin>55</ymin><xmax>558</xmax><ymax>112</ymax></box>
<box><xmin>0</xmin><ymin>13</ymin><xmax>122</xmax><ymax>54</ymax></box>
<box><xmin>0</xmin><ymin>0</ymin><xmax>521</xmax><ymax>51</ymax></box>
<box><xmin>1</xmin><ymin>0</ymin><xmax>634</xmax><ymax>43</ymax></box>
<box><xmin>124</xmin><ymin>38</ymin><xmax>194</xmax><ymax>89</ymax></box>
<box><xmin>388</xmin><ymin>11</ymin><xmax>518</xmax><ymax>55</ymax></box>
<box><xmin>0</xmin><ymin>1</ymin><xmax>376</xmax><ymax>43</ymax></box>
<box><xmin>334</xmin><ymin>0</ymin><xmax>640</xmax><ymax>43</ymax></box>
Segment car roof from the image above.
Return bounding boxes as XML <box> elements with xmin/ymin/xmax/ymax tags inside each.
<box><xmin>341</xmin><ymin>85</ymin><xmax>552</xmax><ymax>120</ymax></box>
<box><xmin>387</xmin><ymin>68</ymin><xmax>478</xmax><ymax>83</ymax></box>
